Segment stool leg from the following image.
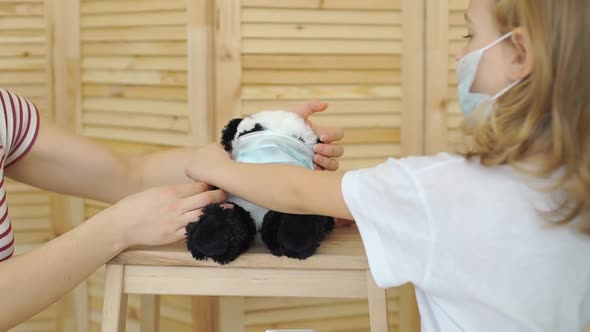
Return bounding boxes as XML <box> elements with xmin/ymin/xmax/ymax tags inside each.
<box><xmin>399</xmin><ymin>283</ymin><xmax>420</xmax><ymax>332</ymax></box>
<box><xmin>367</xmin><ymin>271</ymin><xmax>389</xmax><ymax>332</ymax></box>
<box><xmin>192</xmin><ymin>296</ymin><xmax>218</xmax><ymax>332</ymax></box>
<box><xmin>102</xmin><ymin>264</ymin><xmax>128</xmax><ymax>332</ymax></box>
<box><xmin>140</xmin><ymin>295</ymin><xmax>160</xmax><ymax>332</ymax></box>
<box><xmin>218</xmin><ymin>297</ymin><xmax>245</xmax><ymax>332</ymax></box>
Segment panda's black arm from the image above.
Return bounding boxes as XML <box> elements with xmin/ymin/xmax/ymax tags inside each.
<box><xmin>199</xmin><ymin>162</ymin><xmax>354</xmax><ymax>220</ymax></box>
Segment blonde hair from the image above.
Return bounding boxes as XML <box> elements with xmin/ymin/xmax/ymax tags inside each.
<box><xmin>466</xmin><ymin>0</ymin><xmax>589</xmax><ymax>230</ymax></box>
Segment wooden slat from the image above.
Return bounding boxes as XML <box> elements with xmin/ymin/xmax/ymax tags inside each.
<box><xmin>7</xmin><ymin>192</ymin><xmax>50</xmax><ymax>204</ymax></box>
<box><xmin>11</xmin><ymin>218</ymin><xmax>52</xmax><ymax>232</ymax></box>
<box><xmin>214</xmin><ymin>0</ymin><xmax>242</xmax><ymax>136</ymax></box>
<box><xmin>83</xmin><ymin>126</ymin><xmax>188</xmax><ymax>146</ymax></box>
<box><xmin>242</xmin><ymin>69</ymin><xmax>400</xmax><ymax>85</ymax></box>
<box><xmin>83</xmin><ymin>97</ymin><xmax>187</xmax><ymax>116</ymax></box>
<box><xmin>81</xmin><ymin>0</ymin><xmax>186</xmax><ymax>14</ymax></box>
<box><xmin>82</xmin><ymin>70</ymin><xmax>187</xmax><ymax>86</ymax></box>
<box><xmin>241</xmin><ymin>85</ymin><xmax>402</xmax><ymax>100</ymax></box>
<box><xmin>425</xmin><ymin>0</ymin><xmax>451</xmax><ymax>154</ymax></box>
<box><xmin>82</xmin><ymin>42</ymin><xmax>187</xmax><ymax>56</ymax></box>
<box><xmin>0</xmin><ymin>3</ymin><xmax>43</xmax><ymax>16</ymax></box>
<box><xmin>0</xmin><ymin>30</ymin><xmax>44</xmax><ymax>44</ymax></box>
<box><xmin>0</xmin><ymin>43</ymin><xmax>45</xmax><ymax>56</ymax></box>
<box><xmin>0</xmin><ymin>16</ymin><xmax>43</xmax><ymax>29</ymax></box>
<box><xmin>242</xmin><ymin>55</ymin><xmax>401</xmax><ymax>70</ymax></box>
<box><xmin>321</xmin><ymin>0</ymin><xmax>401</xmax><ymax>10</ymax></box>
<box><xmin>306</xmin><ymin>114</ymin><xmax>401</xmax><ymax>129</ymax></box>
<box><xmin>0</xmin><ymin>57</ymin><xmax>45</xmax><ymax>70</ymax></box>
<box><xmin>13</xmin><ymin>231</ymin><xmax>53</xmax><ymax>244</ymax></box>
<box><xmin>0</xmin><ymin>84</ymin><xmax>47</xmax><ymax>98</ymax></box>
<box><xmin>400</xmin><ymin>0</ymin><xmax>426</xmax><ymax>155</ymax></box>
<box><xmin>187</xmin><ymin>0</ymin><xmax>214</xmax><ymax>146</ymax></box>
<box><xmin>343</xmin><ymin>143</ymin><xmax>400</xmax><ymax>158</ymax></box>
<box><xmin>241</xmin><ymin>8</ymin><xmax>401</xmax><ymax>25</ymax></box>
<box><xmin>81</xmin><ymin>11</ymin><xmax>187</xmax><ymax>28</ymax></box>
<box><xmin>82</xmin><ymin>56</ymin><xmax>187</xmax><ymax>71</ymax></box>
<box><xmin>0</xmin><ymin>71</ymin><xmax>46</xmax><ymax>84</ymax></box>
<box><xmin>81</xmin><ymin>26</ymin><xmax>186</xmax><ymax>42</ymax></box>
<box><xmin>83</xmin><ymin>111</ymin><xmax>190</xmax><ymax>133</ymax></box>
<box><xmin>242</xmin><ymin>39</ymin><xmax>401</xmax><ymax>55</ymax></box>
<box><xmin>246</xmin><ymin>301</ymin><xmax>399</xmax><ymax>325</ymax></box>
<box><xmin>342</xmin><ymin>128</ymin><xmax>400</xmax><ymax>144</ymax></box>
<box><xmin>242</xmin><ymin>0</ymin><xmax>401</xmax><ymax>10</ymax></box>
<box><xmin>10</xmin><ymin>204</ymin><xmax>51</xmax><ymax>218</ymax></box>
<box><xmin>83</xmin><ymin>84</ymin><xmax>187</xmax><ymax>101</ymax></box>
<box><xmin>242</xmin><ymin>0</ymin><xmax>320</xmax><ymax>9</ymax></box>
<box><xmin>246</xmin><ymin>298</ymin><xmax>359</xmax><ymax>312</ymax></box>
<box><xmin>242</xmin><ymin>23</ymin><xmax>400</xmax><ymax>40</ymax></box>
<box><xmin>241</xmin><ymin>99</ymin><xmax>401</xmax><ymax>115</ymax></box>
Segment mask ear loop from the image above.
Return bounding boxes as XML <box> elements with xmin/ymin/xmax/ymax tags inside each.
<box><xmin>482</xmin><ymin>79</ymin><xmax>522</xmax><ymax>117</ymax></box>
<box><xmin>457</xmin><ymin>31</ymin><xmax>514</xmax><ymax>65</ymax></box>
<box><xmin>480</xmin><ymin>31</ymin><xmax>514</xmax><ymax>54</ymax></box>
<box><xmin>469</xmin><ymin>31</ymin><xmax>519</xmax><ymax>118</ymax></box>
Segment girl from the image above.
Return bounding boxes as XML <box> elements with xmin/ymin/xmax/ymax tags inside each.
<box><xmin>0</xmin><ymin>93</ymin><xmax>343</xmax><ymax>330</ymax></box>
<box><xmin>187</xmin><ymin>0</ymin><xmax>590</xmax><ymax>330</ymax></box>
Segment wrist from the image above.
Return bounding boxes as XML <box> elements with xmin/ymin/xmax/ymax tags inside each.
<box><xmin>198</xmin><ymin>158</ymin><xmax>236</xmax><ymax>187</ymax></box>
<box><xmin>95</xmin><ymin>204</ymin><xmax>133</xmax><ymax>253</ymax></box>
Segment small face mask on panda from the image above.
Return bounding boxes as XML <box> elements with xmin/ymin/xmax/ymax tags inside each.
<box><xmin>231</xmin><ymin>131</ymin><xmax>316</xmax><ymax>170</ymax></box>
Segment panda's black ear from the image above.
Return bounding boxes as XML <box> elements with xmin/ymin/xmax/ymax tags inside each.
<box><xmin>221</xmin><ymin>118</ymin><xmax>243</xmax><ymax>152</ymax></box>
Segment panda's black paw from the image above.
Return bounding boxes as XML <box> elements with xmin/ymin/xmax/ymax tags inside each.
<box><xmin>185</xmin><ymin>203</ymin><xmax>256</xmax><ymax>265</ymax></box>
<box><xmin>260</xmin><ymin>211</ymin><xmax>334</xmax><ymax>260</ymax></box>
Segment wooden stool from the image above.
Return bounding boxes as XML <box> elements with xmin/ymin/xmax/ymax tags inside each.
<box><xmin>100</xmin><ymin>226</ymin><xmax>416</xmax><ymax>332</ymax></box>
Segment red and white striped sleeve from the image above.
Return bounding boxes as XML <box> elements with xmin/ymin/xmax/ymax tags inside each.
<box><xmin>0</xmin><ymin>88</ymin><xmax>40</xmax><ymax>168</ymax></box>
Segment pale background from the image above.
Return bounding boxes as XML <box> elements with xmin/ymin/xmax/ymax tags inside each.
<box><xmin>2</xmin><ymin>0</ymin><xmax>586</xmax><ymax>331</ymax></box>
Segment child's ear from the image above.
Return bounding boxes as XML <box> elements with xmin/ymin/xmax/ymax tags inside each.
<box><xmin>509</xmin><ymin>27</ymin><xmax>534</xmax><ymax>81</ymax></box>
<box><xmin>221</xmin><ymin>118</ymin><xmax>243</xmax><ymax>152</ymax></box>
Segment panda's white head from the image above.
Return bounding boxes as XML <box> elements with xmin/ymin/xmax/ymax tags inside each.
<box><xmin>221</xmin><ymin>110</ymin><xmax>319</xmax><ymax>152</ymax></box>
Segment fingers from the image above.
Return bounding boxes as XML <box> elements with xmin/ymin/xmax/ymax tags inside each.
<box><xmin>174</xmin><ymin>227</ymin><xmax>188</xmax><ymax>242</ymax></box>
<box><xmin>335</xmin><ymin>218</ymin><xmax>355</xmax><ymax>226</ymax></box>
<box><xmin>310</xmin><ymin>124</ymin><xmax>344</xmax><ymax>143</ymax></box>
<box><xmin>181</xmin><ymin>208</ymin><xmax>204</xmax><ymax>225</ymax></box>
<box><xmin>292</xmin><ymin>100</ymin><xmax>329</xmax><ymax>120</ymax></box>
<box><xmin>314</xmin><ymin>143</ymin><xmax>344</xmax><ymax>159</ymax></box>
<box><xmin>313</xmin><ymin>155</ymin><xmax>340</xmax><ymax>171</ymax></box>
<box><xmin>180</xmin><ymin>189</ymin><xmax>227</xmax><ymax>212</ymax></box>
<box><xmin>172</xmin><ymin>182</ymin><xmax>211</xmax><ymax>197</ymax></box>
<box><xmin>179</xmin><ymin>203</ymin><xmax>234</xmax><ymax>225</ymax></box>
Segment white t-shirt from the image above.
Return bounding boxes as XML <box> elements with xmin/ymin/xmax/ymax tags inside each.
<box><xmin>342</xmin><ymin>153</ymin><xmax>590</xmax><ymax>332</ymax></box>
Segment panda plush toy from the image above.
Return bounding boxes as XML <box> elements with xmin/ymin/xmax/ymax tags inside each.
<box><xmin>185</xmin><ymin>110</ymin><xmax>335</xmax><ymax>265</ymax></box>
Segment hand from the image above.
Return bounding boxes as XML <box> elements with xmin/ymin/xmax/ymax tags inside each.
<box><xmin>106</xmin><ymin>182</ymin><xmax>227</xmax><ymax>247</ymax></box>
<box><xmin>292</xmin><ymin>101</ymin><xmax>344</xmax><ymax>171</ymax></box>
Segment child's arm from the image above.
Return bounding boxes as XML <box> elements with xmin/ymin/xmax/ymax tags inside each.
<box><xmin>187</xmin><ymin>144</ymin><xmax>353</xmax><ymax>220</ymax></box>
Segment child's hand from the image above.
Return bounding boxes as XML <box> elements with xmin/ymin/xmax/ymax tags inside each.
<box><xmin>335</xmin><ymin>218</ymin><xmax>356</xmax><ymax>226</ymax></box>
<box><xmin>292</xmin><ymin>100</ymin><xmax>344</xmax><ymax>171</ymax></box>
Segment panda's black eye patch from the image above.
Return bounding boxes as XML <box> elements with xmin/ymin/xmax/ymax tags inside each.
<box><xmin>238</xmin><ymin>124</ymin><xmax>264</xmax><ymax>138</ymax></box>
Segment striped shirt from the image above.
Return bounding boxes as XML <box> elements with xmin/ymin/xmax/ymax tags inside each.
<box><xmin>0</xmin><ymin>88</ymin><xmax>40</xmax><ymax>262</ymax></box>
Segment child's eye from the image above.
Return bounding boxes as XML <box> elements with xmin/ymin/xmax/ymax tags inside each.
<box><xmin>462</xmin><ymin>34</ymin><xmax>473</xmax><ymax>39</ymax></box>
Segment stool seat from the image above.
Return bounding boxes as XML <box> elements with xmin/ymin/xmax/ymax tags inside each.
<box><xmin>100</xmin><ymin>225</ymin><xmax>414</xmax><ymax>332</ymax></box>
<box><xmin>111</xmin><ymin>225</ymin><xmax>368</xmax><ymax>270</ymax></box>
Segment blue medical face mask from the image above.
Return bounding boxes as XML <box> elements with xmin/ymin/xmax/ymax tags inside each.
<box><xmin>456</xmin><ymin>32</ymin><xmax>522</xmax><ymax>121</ymax></box>
<box><xmin>231</xmin><ymin>131</ymin><xmax>316</xmax><ymax>170</ymax></box>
